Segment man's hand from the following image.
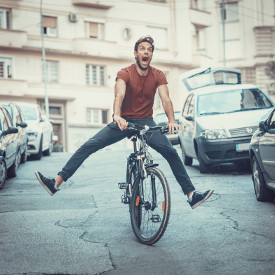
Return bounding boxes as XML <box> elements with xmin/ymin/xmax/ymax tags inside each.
<box><xmin>168</xmin><ymin>121</ymin><xmax>179</xmax><ymax>134</ymax></box>
<box><xmin>113</xmin><ymin>114</ymin><xmax>128</xmax><ymax>131</ymax></box>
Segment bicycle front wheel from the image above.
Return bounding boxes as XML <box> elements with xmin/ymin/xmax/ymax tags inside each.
<box><xmin>130</xmin><ymin>166</ymin><xmax>171</xmax><ymax>245</ymax></box>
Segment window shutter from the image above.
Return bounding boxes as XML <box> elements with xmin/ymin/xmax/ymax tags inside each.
<box><xmin>89</xmin><ymin>22</ymin><xmax>98</xmax><ymax>38</ymax></box>
<box><xmin>43</xmin><ymin>16</ymin><xmax>57</xmax><ymax>28</ymax></box>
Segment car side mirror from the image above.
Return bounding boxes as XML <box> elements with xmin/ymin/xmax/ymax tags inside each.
<box><xmin>259</xmin><ymin>121</ymin><xmax>268</xmax><ymax>132</ymax></box>
<box><xmin>185</xmin><ymin>115</ymin><xmax>194</xmax><ymax>121</ymax></box>
<box><xmin>16</xmin><ymin>122</ymin><xmax>28</xmax><ymax>128</ymax></box>
<box><xmin>0</xmin><ymin>126</ymin><xmax>18</xmax><ymax>138</ymax></box>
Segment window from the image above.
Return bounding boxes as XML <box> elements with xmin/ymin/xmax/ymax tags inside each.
<box><xmin>0</xmin><ymin>8</ymin><xmax>10</xmax><ymax>29</ymax></box>
<box><xmin>43</xmin><ymin>16</ymin><xmax>57</xmax><ymax>37</ymax></box>
<box><xmin>147</xmin><ymin>26</ymin><xmax>168</xmax><ymax>50</ymax></box>
<box><xmin>123</xmin><ymin>28</ymin><xmax>131</xmax><ymax>41</ymax></box>
<box><xmin>86</xmin><ymin>108</ymin><xmax>108</xmax><ymax>124</ymax></box>
<box><xmin>191</xmin><ymin>0</ymin><xmax>206</xmax><ymax>11</ymax></box>
<box><xmin>86</xmin><ymin>64</ymin><xmax>105</xmax><ymax>86</ymax></box>
<box><xmin>44</xmin><ymin>61</ymin><xmax>58</xmax><ymax>83</ymax></box>
<box><xmin>88</xmin><ymin>22</ymin><xmax>104</xmax><ymax>40</ymax></box>
<box><xmin>0</xmin><ymin>57</ymin><xmax>12</xmax><ymax>79</ymax></box>
<box><xmin>221</xmin><ymin>2</ymin><xmax>238</xmax><ymax>22</ymax></box>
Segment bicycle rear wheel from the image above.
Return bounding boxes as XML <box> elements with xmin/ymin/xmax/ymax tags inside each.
<box><xmin>130</xmin><ymin>166</ymin><xmax>171</xmax><ymax>245</ymax></box>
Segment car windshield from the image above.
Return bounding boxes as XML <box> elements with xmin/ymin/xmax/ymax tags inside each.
<box><xmin>155</xmin><ymin>112</ymin><xmax>180</xmax><ymax>124</ymax></box>
<box><xmin>20</xmin><ymin>106</ymin><xmax>37</xmax><ymax>120</ymax></box>
<box><xmin>198</xmin><ymin>88</ymin><xmax>273</xmax><ymax>116</ymax></box>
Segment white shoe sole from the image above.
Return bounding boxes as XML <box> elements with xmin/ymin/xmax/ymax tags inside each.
<box><xmin>35</xmin><ymin>171</ymin><xmax>54</xmax><ymax>196</ymax></box>
<box><xmin>191</xmin><ymin>189</ymin><xmax>214</xmax><ymax>209</ymax></box>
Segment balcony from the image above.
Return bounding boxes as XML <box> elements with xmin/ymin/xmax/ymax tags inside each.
<box><xmin>189</xmin><ymin>9</ymin><xmax>211</xmax><ymax>28</ymax></box>
<box><xmin>0</xmin><ymin>78</ymin><xmax>28</xmax><ymax>96</ymax></box>
<box><xmin>72</xmin><ymin>0</ymin><xmax>113</xmax><ymax>9</ymax></box>
<box><xmin>73</xmin><ymin>38</ymin><xmax>120</xmax><ymax>58</ymax></box>
<box><xmin>0</xmin><ymin>29</ymin><xmax>27</xmax><ymax>48</ymax></box>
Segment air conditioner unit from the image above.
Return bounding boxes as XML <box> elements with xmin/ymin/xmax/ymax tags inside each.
<box><xmin>68</xmin><ymin>13</ymin><xmax>78</xmax><ymax>23</ymax></box>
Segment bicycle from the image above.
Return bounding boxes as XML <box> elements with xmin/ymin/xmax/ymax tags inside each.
<box><xmin>118</xmin><ymin>122</ymin><xmax>171</xmax><ymax>245</ymax></box>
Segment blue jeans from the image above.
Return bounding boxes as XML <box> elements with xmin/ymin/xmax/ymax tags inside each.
<box><xmin>58</xmin><ymin>118</ymin><xmax>195</xmax><ymax>195</ymax></box>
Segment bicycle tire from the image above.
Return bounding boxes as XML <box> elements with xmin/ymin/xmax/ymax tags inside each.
<box><xmin>130</xmin><ymin>166</ymin><xmax>171</xmax><ymax>245</ymax></box>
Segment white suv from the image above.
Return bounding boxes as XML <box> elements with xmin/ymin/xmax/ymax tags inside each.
<box><xmin>19</xmin><ymin>103</ymin><xmax>54</xmax><ymax>160</ymax></box>
<box><xmin>178</xmin><ymin>67</ymin><xmax>274</xmax><ymax>173</ymax></box>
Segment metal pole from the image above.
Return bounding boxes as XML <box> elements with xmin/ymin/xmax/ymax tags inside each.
<box><xmin>40</xmin><ymin>0</ymin><xmax>49</xmax><ymax>118</ymax></box>
<box><xmin>222</xmin><ymin>0</ymin><xmax>226</xmax><ymax>66</ymax></box>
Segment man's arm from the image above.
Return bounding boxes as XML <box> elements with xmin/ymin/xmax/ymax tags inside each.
<box><xmin>113</xmin><ymin>78</ymin><xmax>128</xmax><ymax>131</ymax></box>
<box><xmin>158</xmin><ymin>84</ymin><xmax>179</xmax><ymax>134</ymax></box>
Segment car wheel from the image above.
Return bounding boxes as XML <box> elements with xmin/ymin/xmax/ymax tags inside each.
<box><xmin>43</xmin><ymin>136</ymin><xmax>52</xmax><ymax>156</ymax></box>
<box><xmin>0</xmin><ymin>158</ymin><xmax>7</xmax><ymax>189</ymax></box>
<box><xmin>21</xmin><ymin>149</ymin><xmax>28</xmax><ymax>163</ymax></box>
<box><xmin>198</xmin><ymin>151</ymin><xmax>210</xmax><ymax>174</ymax></box>
<box><xmin>33</xmin><ymin>136</ymin><xmax>43</xmax><ymax>160</ymax></box>
<box><xmin>8</xmin><ymin>150</ymin><xmax>21</xmax><ymax>178</ymax></box>
<box><xmin>252</xmin><ymin>156</ymin><xmax>274</xmax><ymax>202</ymax></box>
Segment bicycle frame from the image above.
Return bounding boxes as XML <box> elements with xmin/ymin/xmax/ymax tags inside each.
<box><xmin>127</xmin><ymin>131</ymin><xmax>158</xmax><ymax>209</ymax></box>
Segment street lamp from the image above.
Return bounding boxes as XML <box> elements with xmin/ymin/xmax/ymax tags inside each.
<box><xmin>40</xmin><ymin>0</ymin><xmax>50</xmax><ymax>119</ymax></box>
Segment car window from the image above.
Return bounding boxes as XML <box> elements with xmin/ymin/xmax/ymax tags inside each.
<box><xmin>2</xmin><ymin>108</ymin><xmax>13</xmax><ymax>127</ymax></box>
<box><xmin>182</xmin><ymin>94</ymin><xmax>193</xmax><ymax>116</ymax></box>
<box><xmin>198</xmin><ymin>88</ymin><xmax>273</xmax><ymax>116</ymax></box>
<box><xmin>269</xmin><ymin>110</ymin><xmax>275</xmax><ymax>129</ymax></box>
<box><xmin>20</xmin><ymin>106</ymin><xmax>37</xmax><ymax>120</ymax></box>
<box><xmin>14</xmin><ymin>106</ymin><xmax>23</xmax><ymax>124</ymax></box>
<box><xmin>155</xmin><ymin>113</ymin><xmax>167</xmax><ymax>124</ymax></box>
<box><xmin>0</xmin><ymin>108</ymin><xmax>9</xmax><ymax>131</ymax></box>
<box><xmin>187</xmin><ymin>96</ymin><xmax>195</xmax><ymax>116</ymax></box>
<box><xmin>184</xmin><ymin>70</ymin><xmax>240</xmax><ymax>90</ymax></box>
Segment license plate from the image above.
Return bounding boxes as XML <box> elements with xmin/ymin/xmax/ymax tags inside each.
<box><xmin>236</xmin><ymin>143</ymin><xmax>250</xmax><ymax>152</ymax></box>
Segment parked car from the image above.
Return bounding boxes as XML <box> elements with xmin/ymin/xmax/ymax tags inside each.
<box><xmin>19</xmin><ymin>103</ymin><xmax>54</xmax><ymax>160</ymax></box>
<box><xmin>154</xmin><ymin>112</ymin><xmax>180</xmax><ymax>145</ymax></box>
<box><xmin>249</xmin><ymin>108</ymin><xmax>275</xmax><ymax>201</ymax></box>
<box><xmin>0</xmin><ymin>105</ymin><xmax>19</xmax><ymax>188</ymax></box>
<box><xmin>2</xmin><ymin>102</ymin><xmax>28</xmax><ymax>163</ymax></box>
<box><xmin>178</xmin><ymin>67</ymin><xmax>274</xmax><ymax>173</ymax></box>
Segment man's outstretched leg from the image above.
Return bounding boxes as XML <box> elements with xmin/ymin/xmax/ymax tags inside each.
<box><xmin>35</xmin><ymin>122</ymin><xmax>128</xmax><ymax>195</ymax></box>
<box><xmin>146</xmin><ymin>120</ymin><xmax>214</xmax><ymax>209</ymax></box>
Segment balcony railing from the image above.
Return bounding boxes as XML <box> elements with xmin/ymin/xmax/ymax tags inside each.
<box><xmin>0</xmin><ymin>29</ymin><xmax>27</xmax><ymax>48</ymax></box>
<box><xmin>72</xmin><ymin>0</ymin><xmax>113</xmax><ymax>9</ymax></box>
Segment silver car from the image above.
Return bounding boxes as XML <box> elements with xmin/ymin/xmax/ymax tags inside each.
<box><xmin>178</xmin><ymin>67</ymin><xmax>274</xmax><ymax>173</ymax></box>
<box><xmin>19</xmin><ymin>103</ymin><xmax>54</xmax><ymax>160</ymax></box>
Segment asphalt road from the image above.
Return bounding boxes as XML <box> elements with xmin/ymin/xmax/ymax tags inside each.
<box><xmin>0</xmin><ymin>146</ymin><xmax>274</xmax><ymax>275</ymax></box>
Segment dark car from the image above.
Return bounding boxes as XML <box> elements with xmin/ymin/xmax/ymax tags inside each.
<box><xmin>2</xmin><ymin>103</ymin><xmax>28</xmax><ymax>163</ymax></box>
<box><xmin>249</xmin><ymin>108</ymin><xmax>275</xmax><ymax>202</ymax></box>
<box><xmin>154</xmin><ymin>112</ymin><xmax>180</xmax><ymax>145</ymax></box>
<box><xmin>0</xmin><ymin>105</ymin><xmax>19</xmax><ymax>188</ymax></box>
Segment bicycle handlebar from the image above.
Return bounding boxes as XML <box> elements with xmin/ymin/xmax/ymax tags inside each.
<box><xmin>127</xmin><ymin>122</ymin><xmax>169</xmax><ymax>134</ymax></box>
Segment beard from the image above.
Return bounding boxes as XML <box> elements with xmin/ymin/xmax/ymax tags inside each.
<box><xmin>136</xmin><ymin>56</ymin><xmax>151</xmax><ymax>71</ymax></box>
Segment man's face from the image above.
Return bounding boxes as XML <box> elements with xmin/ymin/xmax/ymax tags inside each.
<box><xmin>134</xmin><ymin>42</ymin><xmax>153</xmax><ymax>71</ymax></box>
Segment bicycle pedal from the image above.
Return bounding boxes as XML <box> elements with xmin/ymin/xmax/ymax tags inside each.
<box><xmin>118</xmin><ymin>182</ymin><xmax>128</xmax><ymax>189</ymax></box>
<box><xmin>151</xmin><ymin>214</ymin><xmax>161</xmax><ymax>223</ymax></box>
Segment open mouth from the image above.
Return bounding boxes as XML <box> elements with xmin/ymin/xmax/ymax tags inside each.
<box><xmin>142</xmin><ymin>57</ymin><xmax>149</xmax><ymax>62</ymax></box>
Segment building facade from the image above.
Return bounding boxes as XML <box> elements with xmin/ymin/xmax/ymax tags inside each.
<box><xmin>0</xmin><ymin>0</ymin><xmax>274</xmax><ymax>152</ymax></box>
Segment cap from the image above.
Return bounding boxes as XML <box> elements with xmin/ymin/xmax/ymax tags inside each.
<box><xmin>134</xmin><ymin>36</ymin><xmax>154</xmax><ymax>52</ymax></box>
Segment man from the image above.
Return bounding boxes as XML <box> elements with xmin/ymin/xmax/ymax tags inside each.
<box><xmin>35</xmin><ymin>36</ymin><xmax>213</xmax><ymax>209</ymax></box>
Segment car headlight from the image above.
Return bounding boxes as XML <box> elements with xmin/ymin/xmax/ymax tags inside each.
<box><xmin>27</xmin><ymin>132</ymin><xmax>38</xmax><ymax>141</ymax></box>
<box><xmin>200</xmin><ymin>129</ymin><xmax>228</xmax><ymax>139</ymax></box>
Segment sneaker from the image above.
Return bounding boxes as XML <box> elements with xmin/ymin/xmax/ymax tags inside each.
<box><xmin>188</xmin><ymin>189</ymin><xmax>214</xmax><ymax>209</ymax></box>
<box><xmin>35</xmin><ymin>171</ymin><xmax>58</xmax><ymax>196</ymax></box>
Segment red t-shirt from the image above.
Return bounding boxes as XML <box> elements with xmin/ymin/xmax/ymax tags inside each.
<box><xmin>116</xmin><ymin>64</ymin><xmax>167</xmax><ymax>119</ymax></box>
